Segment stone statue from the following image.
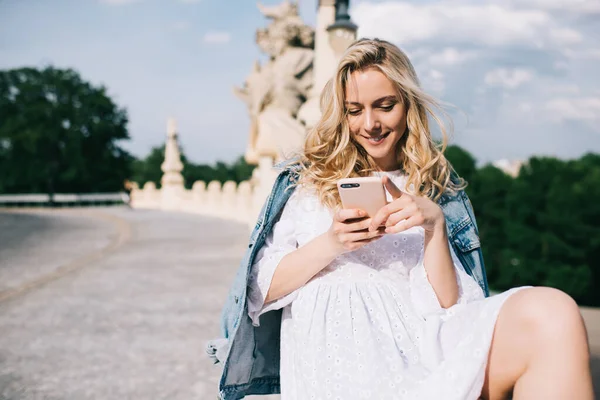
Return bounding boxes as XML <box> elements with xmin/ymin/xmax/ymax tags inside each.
<box><xmin>235</xmin><ymin>0</ymin><xmax>314</xmax><ymax>164</ymax></box>
<box><xmin>161</xmin><ymin>118</ymin><xmax>184</xmax><ymax>188</ymax></box>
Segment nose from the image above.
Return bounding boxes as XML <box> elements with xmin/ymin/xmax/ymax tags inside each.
<box><xmin>363</xmin><ymin>109</ymin><xmax>380</xmax><ymax>133</ymax></box>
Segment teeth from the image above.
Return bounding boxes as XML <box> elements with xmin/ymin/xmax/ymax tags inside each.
<box><xmin>368</xmin><ymin>134</ymin><xmax>385</xmax><ymax>142</ymax></box>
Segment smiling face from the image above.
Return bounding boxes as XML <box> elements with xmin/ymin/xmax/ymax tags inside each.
<box><xmin>345</xmin><ymin>68</ymin><xmax>407</xmax><ymax>172</ymax></box>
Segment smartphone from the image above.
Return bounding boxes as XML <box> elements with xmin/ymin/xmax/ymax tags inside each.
<box><xmin>337</xmin><ymin>176</ymin><xmax>388</xmax><ymax>218</ymax></box>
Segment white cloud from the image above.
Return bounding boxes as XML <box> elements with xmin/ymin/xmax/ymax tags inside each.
<box><xmin>581</xmin><ymin>49</ymin><xmax>600</xmax><ymax>60</ymax></box>
<box><xmin>100</xmin><ymin>0</ymin><xmax>142</xmax><ymax>5</ymax></box>
<box><xmin>172</xmin><ymin>21</ymin><xmax>190</xmax><ymax>31</ymax></box>
<box><xmin>518</xmin><ymin>102</ymin><xmax>533</xmax><ymax>112</ymax></box>
<box><xmin>353</xmin><ymin>2</ymin><xmax>579</xmax><ymax>49</ymax></box>
<box><xmin>549</xmin><ymin>28</ymin><xmax>583</xmax><ymax>46</ymax></box>
<box><xmin>548</xmin><ymin>84</ymin><xmax>581</xmax><ymax>95</ymax></box>
<box><xmin>427</xmin><ymin>48</ymin><xmax>478</xmax><ymax>66</ymax></box>
<box><xmin>545</xmin><ymin>97</ymin><xmax>600</xmax><ymax>123</ymax></box>
<box><xmin>553</xmin><ymin>60</ymin><xmax>569</xmax><ymax>71</ymax></box>
<box><xmin>484</xmin><ymin>68</ymin><xmax>535</xmax><ymax>89</ymax></box>
<box><xmin>506</xmin><ymin>0</ymin><xmax>600</xmax><ymax>15</ymax></box>
<box><xmin>563</xmin><ymin>48</ymin><xmax>600</xmax><ymax>60</ymax></box>
<box><xmin>429</xmin><ymin>70</ymin><xmax>444</xmax><ymax>80</ymax></box>
<box><xmin>422</xmin><ymin>69</ymin><xmax>446</xmax><ymax>95</ymax></box>
<box><xmin>203</xmin><ymin>32</ymin><xmax>231</xmax><ymax>44</ymax></box>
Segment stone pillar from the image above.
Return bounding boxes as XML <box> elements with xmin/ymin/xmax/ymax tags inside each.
<box><xmin>298</xmin><ymin>0</ymin><xmax>357</xmax><ymax>130</ymax></box>
<box><xmin>160</xmin><ymin>118</ymin><xmax>185</xmax><ymax>211</ymax></box>
<box><xmin>314</xmin><ymin>0</ymin><xmax>338</xmax><ymax>102</ymax></box>
<box><xmin>297</xmin><ymin>0</ymin><xmax>337</xmax><ymax>130</ymax></box>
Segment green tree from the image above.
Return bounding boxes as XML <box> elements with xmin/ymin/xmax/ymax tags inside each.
<box><xmin>445</xmin><ymin>147</ymin><xmax>599</xmax><ymax>305</ymax></box>
<box><xmin>130</xmin><ymin>145</ymin><xmax>165</xmax><ymax>188</ymax></box>
<box><xmin>474</xmin><ymin>155</ymin><xmax>599</xmax><ymax>304</ymax></box>
<box><xmin>467</xmin><ymin>164</ymin><xmax>514</xmax><ymax>285</ymax></box>
<box><xmin>0</xmin><ymin>66</ymin><xmax>132</xmax><ymax>195</ymax></box>
<box><xmin>182</xmin><ymin>156</ymin><xmax>256</xmax><ymax>188</ymax></box>
<box><xmin>131</xmin><ymin>145</ymin><xmax>255</xmax><ymax>189</ymax></box>
<box><xmin>445</xmin><ymin>144</ymin><xmax>477</xmax><ymax>186</ymax></box>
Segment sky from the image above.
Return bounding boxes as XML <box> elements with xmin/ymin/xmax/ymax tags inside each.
<box><xmin>1</xmin><ymin>0</ymin><xmax>599</xmax><ymax>165</ymax></box>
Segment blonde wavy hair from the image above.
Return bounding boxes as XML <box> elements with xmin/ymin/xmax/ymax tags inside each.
<box><xmin>298</xmin><ymin>38</ymin><xmax>465</xmax><ymax>210</ymax></box>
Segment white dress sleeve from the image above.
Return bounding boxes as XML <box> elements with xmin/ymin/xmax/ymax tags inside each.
<box><xmin>247</xmin><ymin>190</ymin><xmax>300</xmax><ymax>327</ymax></box>
<box><xmin>409</xmin><ymin>240</ymin><xmax>484</xmax><ymax>319</ymax></box>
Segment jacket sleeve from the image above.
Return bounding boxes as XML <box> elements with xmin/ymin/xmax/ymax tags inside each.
<box><xmin>409</xmin><ymin>239</ymin><xmax>485</xmax><ymax>320</ymax></box>
<box><xmin>247</xmin><ymin>190</ymin><xmax>300</xmax><ymax>327</ymax></box>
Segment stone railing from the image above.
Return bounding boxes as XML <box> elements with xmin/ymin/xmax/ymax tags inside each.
<box><xmin>130</xmin><ymin>179</ymin><xmax>257</xmax><ymax>225</ymax></box>
<box><xmin>0</xmin><ymin>193</ymin><xmax>130</xmax><ymax>206</ymax></box>
<box><xmin>130</xmin><ymin>155</ymin><xmax>280</xmax><ymax>230</ymax></box>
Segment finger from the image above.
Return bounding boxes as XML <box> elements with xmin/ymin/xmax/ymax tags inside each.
<box><xmin>385</xmin><ymin>215</ymin><xmax>421</xmax><ymax>234</ymax></box>
<box><xmin>343</xmin><ymin>217</ymin><xmax>373</xmax><ymax>233</ymax></box>
<box><xmin>336</xmin><ymin>208</ymin><xmax>366</xmax><ymax>222</ymax></box>
<box><xmin>367</xmin><ymin>226</ymin><xmax>387</xmax><ymax>236</ymax></box>
<box><xmin>369</xmin><ymin>202</ymin><xmax>393</xmax><ymax>232</ymax></box>
<box><xmin>354</xmin><ymin>235</ymin><xmax>383</xmax><ymax>245</ymax></box>
<box><xmin>385</xmin><ymin>208</ymin><xmax>413</xmax><ymax>227</ymax></box>
<box><xmin>341</xmin><ymin>234</ymin><xmax>383</xmax><ymax>252</ymax></box>
<box><xmin>334</xmin><ymin>217</ymin><xmax>372</xmax><ymax>234</ymax></box>
<box><xmin>343</xmin><ymin>229</ymin><xmax>384</xmax><ymax>243</ymax></box>
<box><xmin>370</xmin><ymin>197</ymin><xmax>408</xmax><ymax>232</ymax></box>
<box><xmin>382</xmin><ymin>175</ymin><xmax>404</xmax><ymax>200</ymax></box>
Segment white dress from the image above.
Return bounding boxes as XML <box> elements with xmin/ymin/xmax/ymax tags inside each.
<box><xmin>247</xmin><ymin>171</ymin><xmax>529</xmax><ymax>400</ymax></box>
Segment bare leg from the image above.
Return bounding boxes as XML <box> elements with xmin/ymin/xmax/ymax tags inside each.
<box><xmin>480</xmin><ymin>287</ymin><xmax>594</xmax><ymax>400</ymax></box>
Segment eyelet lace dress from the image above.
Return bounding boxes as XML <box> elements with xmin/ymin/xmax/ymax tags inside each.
<box><xmin>247</xmin><ymin>171</ymin><xmax>529</xmax><ymax>400</ymax></box>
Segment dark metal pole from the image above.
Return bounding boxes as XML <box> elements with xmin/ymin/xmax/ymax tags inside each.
<box><xmin>328</xmin><ymin>0</ymin><xmax>357</xmax><ymax>32</ymax></box>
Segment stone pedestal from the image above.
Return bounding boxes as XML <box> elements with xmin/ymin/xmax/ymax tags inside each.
<box><xmin>160</xmin><ymin>118</ymin><xmax>185</xmax><ymax>211</ymax></box>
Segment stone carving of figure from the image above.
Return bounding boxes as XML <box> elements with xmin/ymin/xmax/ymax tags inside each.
<box><xmin>235</xmin><ymin>0</ymin><xmax>314</xmax><ymax>164</ymax></box>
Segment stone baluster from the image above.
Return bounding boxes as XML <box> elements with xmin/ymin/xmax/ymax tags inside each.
<box><xmin>237</xmin><ymin>181</ymin><xmax>253</xmax><ymax>223</ymax></box>
<box><xmin>206</xmin><ymin>181</ymin><xmax>222</xmax><ymax>216</ymax></box>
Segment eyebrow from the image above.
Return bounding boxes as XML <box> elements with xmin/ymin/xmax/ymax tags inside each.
<box><xmin>344</xmin><ymin>95</ymin><xmax>398</xmax><ymax>106</ymax></box>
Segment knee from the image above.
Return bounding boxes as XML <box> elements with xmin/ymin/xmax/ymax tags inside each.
<box><xmin>517</xmin><ymin>287</ymin><xmax>585</xmax><ymax>340</ymax></box>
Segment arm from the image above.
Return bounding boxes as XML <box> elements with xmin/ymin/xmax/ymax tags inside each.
<box><xmin>422</xmin><ymin>220</ymin><xmax>459</xmax><ymax>308</ymax></box>
<box><xmin>370</xmin><ymin>176</ymin><xmax>459</xmax><ymax>308</ymax></box>
<box><xmin>248</xmin><ymin>192</ymin><xmax>382</xmax><ymax>326</ymax></box>
<box><xmin>266</xmin><ymin>209</ymin><xmax>383</xmax><ymax>303</ymax></box>
<box><xmin>264</xmin><ymin>233</ymin><xmax>337</xmax><ymax>303</ymax></box>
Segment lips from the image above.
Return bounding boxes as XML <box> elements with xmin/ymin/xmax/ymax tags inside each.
<box><xmin>362</xmin><ymin>132</ymin><xmax>390</xmax><ymax>143</ymax></box>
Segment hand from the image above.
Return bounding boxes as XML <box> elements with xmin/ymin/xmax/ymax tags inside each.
<box><xmin>326</xmin><ymin>209</ymin><xmax>385</xmax><ymax>255</ymax></box>
<box><xmin>369</xmin><ymin>176</ymin><xmax>445</xmax><ymax>234</ymax></box>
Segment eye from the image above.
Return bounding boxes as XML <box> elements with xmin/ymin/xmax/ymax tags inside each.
<box><xmin>347</xmin><ymin>109</ymin><xmax>361</xmax><ymax>116</ymax></box>
<box><xmin>380</xmin><ymin>104</ymin><xmax>395</xmax><ymax>112</ymax></box>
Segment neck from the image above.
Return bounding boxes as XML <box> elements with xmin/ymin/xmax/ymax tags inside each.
<box><xmin>374</xmin><ymin>156</ymin><xmax>401</xmax><ymax>172</ymax></box>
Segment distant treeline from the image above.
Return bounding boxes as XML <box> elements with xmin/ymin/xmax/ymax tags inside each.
<box><xmin>445</xmin><ymin>147</ymin><xmax>600</xmax><ymax>306</ymax></box>
<box><xmin>130</xmin><ymin>146</ymin><xmax>255</xmax><ymax>189</ymax></box>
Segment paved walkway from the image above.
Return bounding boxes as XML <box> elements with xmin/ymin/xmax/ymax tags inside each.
<box><xmin>0</xmin><ymin>208</ymin><xmax>597</xmax><ymax>399</ymax></box>
<box><xmin>0</xmin><ymin>207</ymin><xmax>277</xmax><ymax>399</ymax></box>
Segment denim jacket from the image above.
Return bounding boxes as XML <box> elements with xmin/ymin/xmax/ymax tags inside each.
<box><xmin>206</xmin><ymin>162</ymin><xmax>489</xmax><ymax>400</ymax></box>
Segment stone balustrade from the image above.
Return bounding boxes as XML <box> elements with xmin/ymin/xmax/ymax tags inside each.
<box><xmin>130</xmin><ymin>179</ymin><xmax>257</xmax><ymax>226</ymax></box>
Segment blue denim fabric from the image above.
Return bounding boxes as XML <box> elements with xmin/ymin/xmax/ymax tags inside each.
<box><xmin>207</xmin><ymin>162</ymin><xmax>490</xmax><ymax>400</ymax></box>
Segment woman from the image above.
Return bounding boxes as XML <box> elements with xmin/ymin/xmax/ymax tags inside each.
<box><xmin>209</xmin><ymin>39</ymin><xmax>593</xmax><ymax>400</ymax></box>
